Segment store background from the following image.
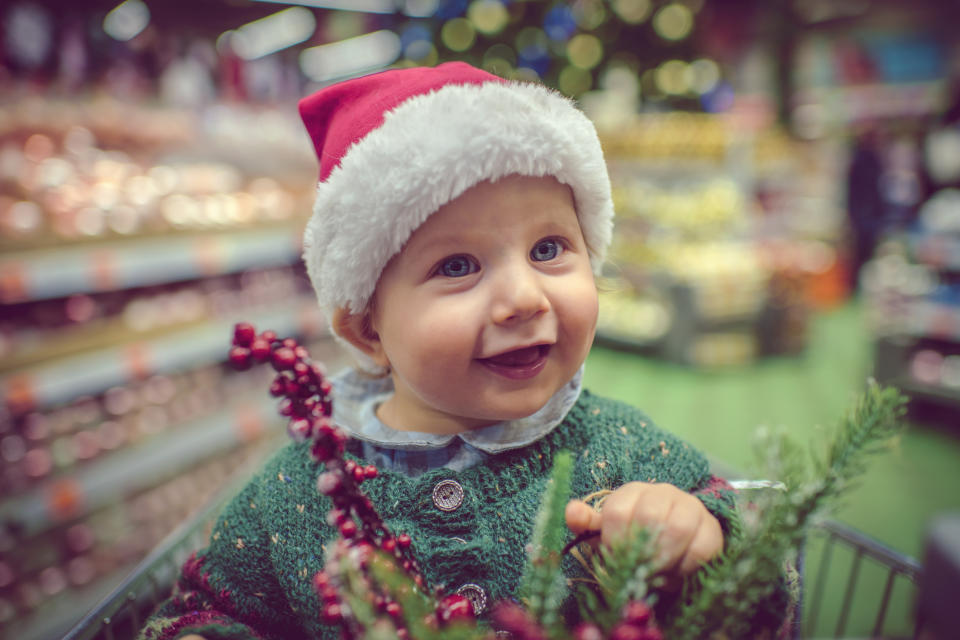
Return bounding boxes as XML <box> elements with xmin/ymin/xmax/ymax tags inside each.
<box><xmin>1</xmin><ymin>0</ymin><xmax>959</xmax><ymax>638</ymax></box>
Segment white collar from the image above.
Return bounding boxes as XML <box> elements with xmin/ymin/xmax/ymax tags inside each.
<box><xmin>330</xmin><ymin>366</ymin><xmax>583</xmax><ymax>453</ymax></box>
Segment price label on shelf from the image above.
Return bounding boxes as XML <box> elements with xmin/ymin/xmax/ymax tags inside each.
<box><xmin>233</xmin><ymin>405</ymin><xmax>264</xmax><ymax>443</ymax></box>
<box><xmin>0</xmin><ymin>260</ymin><xmax>27</xmax><ymax>303</ymax></box>
<box><xmin>89</xmin><ymin>248</ymin><xmax>118</xmax><ymax>291</ymax></box>
<box><xmin>47</xmin><ymin>477</ymin><xmax>85</xmax><ymax>522</ymax></box>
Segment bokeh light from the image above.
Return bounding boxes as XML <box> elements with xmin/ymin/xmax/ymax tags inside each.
<box><xmin>441</xmin><ymin>17</ymin><xmax>476</xmax><ymax>51</ymax></box>
<box><xmin>483</xmin><ymin>43</ymin><xmax>517</xmax><ymax>73</ymax></box>
<box><xmin>567</xmin><ymin>34</ymin><xmax>604</xmax><ymax>70</ymax></box>
<box><xmin>558</xmin><ymin>65</ymin><xmax>592</xmax><ymax>96</ymax></box>
<box><xmin>688</xmin><ymin>58</ymin><xmax>720</xmax><ymax>94</ymax></box>
<box><xmin>653</xmin><ymin>3</ymin><xmax>694</xmax><ymax>41</ymax></box>
<box><xmin>544</xmin><ymin>5</ymin><xmax>578</xmax><ymax>41</ymax></box>
<box><xmin>611</xmin><ymin>0</ymin><xmax>652</xmax><ymax>25</ymax></box>
<box><xmin>654</xmin><ymin>59</ymin><xmax>689</xmax><ymax>94</ymax></box>
<box><xmin>601</xmin><ymin>64</ymin><xmax>640</xmax><ymax>98</ymax></box>
<box><xmin>103</xmin><ymin>0</ymin><xmax>150</xmax><ymax>42</ymax></box>
<box><xmin>574</xmin><ymin>0</ymin><xmax>607</xmax><ymax>30</ymax></box>
<box><xmin>467</xmin><ymin>0</ymin><xmax>509</xmax><ymax>36</ymax></box>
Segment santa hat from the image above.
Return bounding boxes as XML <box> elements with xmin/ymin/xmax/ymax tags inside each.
<box><xmin>299</xmin><ymin>61</ymin><xmax>614</xmax><ymax>371</ymax></box>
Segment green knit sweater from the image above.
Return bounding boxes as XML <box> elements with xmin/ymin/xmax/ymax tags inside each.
<box><xmin>138</xmin><ymin>390</ymin><xmax>739</xmax><ymax>640</ymax></box>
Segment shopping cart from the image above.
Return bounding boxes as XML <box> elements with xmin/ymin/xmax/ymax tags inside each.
<box><xmin>62</xmin><ymin>479</ymin><xmax>924</xmax><ymax>640</ymax></box>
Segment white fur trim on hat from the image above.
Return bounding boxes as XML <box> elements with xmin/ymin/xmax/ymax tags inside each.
<box><xmin>303</xmin><ymin>80</ymin><xmax>613</xmax><ymax>372</ymax></box>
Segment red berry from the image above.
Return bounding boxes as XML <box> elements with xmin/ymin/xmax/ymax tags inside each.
<box><xmin>228</xmin><ymin>346</ymin><xmax>252</xmax><ymax>370</ymax></box>
<box><xmin>287</xmin><ymin>417</ymin><xmax>313</xmax><ymax>442</ymax></box>
<box><xmin>294</xmin><ymin>345</ymin><xmax>309</xmax><ymax>359</ymax></box>
<box><xmin>622</xmin><ymin>600</ymin><xmax>652</xmax><ymax>626</ymax></box>
<box><xmin>271</xmin><ymin>347</ymin><xmax>297</xmax><ymax>371</ymax></box>
<box><xmin>269</xmin><ymin>376</ymin><xmax>287</xmax><ymax>397</ymax></box>
<box><xmin>319</xmin><ymin>380</ymin><xmax>333</xmax><ymax>396</ymax></box>
<box><xmin>250</xmin><ymin>338</ymin><xmax>271</xmax><ymax>361</ymax></box>
<box><xmin>293</xmin><ymin>362</ymin><xmax>309</xmax><ymax>376</ymax></box>
<box><xmin>610</xmin><ymin>623</ymin><xmax>645</xmax><ymax>640</ymax></box>
<box><xmin>278</xmin><ymin>398</ymin><xmax>295</xmax><ymax>416</ymax></box>
<box><xmin>396</xmin><ymin>629</ymin><xmax>409</xmax><ymax>640</ymax></box>
<box><xmin>317</xmin><ymin>470</ymin><xmax>344</xmax><ymax>496</ymax></box>
<box><xmin>314</xmin><ymin>419</ymin><xmax>335</xmax><ymax>440</ymax></box>
<box><xmin>385</xmin><ymin>601</ymin><xmax>403</xmax><ymax>619</ymax></box>
<box><xmin>260</xmin><ymin>329</ymin><xmax>277</xmax><ymax>342</ymax></box>
<box><xmin>319</xmin><ymin>585</ymin><xmax>339</xmax><ymax>603</ymax></box>
<box><xmin>491</xmin><ymin>602</ymin><xmax>542</xmax><ymax>638</ymax></box>
<box><xmin>326</xmin><ymin>508</ymin><xmax>348</xmax><ymax>527</ymax></box>
<box><xmin>312</xmin><ymin>570</ymin><xmax>329</xmax><ymax>588</ymax></box>
<box><xmin>310</xmin><ymin>441</ymin><xmax>334</xmax><ymax>462</ymax></box>
<box><xmin>573</xmin><ymin>623</ymin><xmax>605</xmax><ymax>640</ymax></box>
<box><xmin>352</xmin><ymin>466</ymin><xmax>366</xmax><ymax>483</ymax></box>
<box><xmin>343</xmin><ymin>459</ymin><xmax>357</xmax><ymax>475</ymax></box>
<box><xmin>339</xmin><ymin>520</ymin><xmax>357</xmax><ymax>538</ymax></box>
<box><xmin>233</xmin><ymin>322</ymin><xmax>256</xmax><ymax>347</ymax></box>
<box><xmin>436</xmin><ymin>594</ymin><xmax>474</xmax><ymax>625</ymax></box>
<box><xmin>321</xmin><ymin>602</ymin><xmax>342</xmax><ymax>624</ymax></box>
<box><xmin>364</xmin><ymin>465</ymin><xmax>378</xmax><ymax>479</ymax></box>
<box><xmin>282</xmin><ymin>338</ymin><xmax>297</xmax><ymax>348</ymax></box>
<box><xmin>381</xmin><ymin>537</ymin><xmax>396</xmax><ymax>552</ymax></box>
<box><xmin>397</xmin><ymin>533</ymin><xmax>411</xmax><ymax>549</ymax></box>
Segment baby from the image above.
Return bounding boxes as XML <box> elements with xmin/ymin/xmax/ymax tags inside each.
<box><xmin>143</xmin><ymin>62</ymin><xmax>737</xmax><ymax>640</ymax></box>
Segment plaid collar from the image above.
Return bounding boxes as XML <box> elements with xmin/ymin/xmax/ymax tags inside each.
<box><xmin>330</xmin><ymin>367</ymin><xmax>583</xmax><ymax>453</ymax></box>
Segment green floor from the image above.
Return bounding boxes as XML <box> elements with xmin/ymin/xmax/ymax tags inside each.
<box><xmin>583</xmin><ymin>302</ymin><xmax>960</xmax><ymax>637</ymax></box>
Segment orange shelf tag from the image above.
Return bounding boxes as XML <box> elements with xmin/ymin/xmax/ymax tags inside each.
<box><xmin>90</xmin><ymin>249</ymin><xmax>117</xmax><ymax>291</ymax></box>
<box><xmin>194</xmin><ymin>237</ymin><xmax>225</xmax><ymax>276</ymax></box>
<box><xmin>0</xmin><ymin>261</ymin><xmax>27</xmax><ymax>303</ymax></box>
<box><xmin>123</xmin><ymin>342</ymin><xmax>153</xmax><ymax>380</ymax></box>
<box><xmin>4</xmin><ymin>373</ymin><xmax>36</xmax><ymax>413</ymax></box>
<box><xmin>234</xmin><ymin>406</ymin><xmax>264</xmax><ymax>443</ymax></box>
<box><xmin>48</xmin><ymin>478</ymin><xmax>85</xmax><ymax>522</ymax></box>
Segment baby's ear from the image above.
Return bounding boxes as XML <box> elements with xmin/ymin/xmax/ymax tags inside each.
<box><xmin>331</xmin><ymin>307</ymin><xmax>389</xmax><ymax>369</ymax></box>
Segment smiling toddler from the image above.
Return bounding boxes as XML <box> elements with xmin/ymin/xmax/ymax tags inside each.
<box><xmin>139</xmin><ymin>62</ymin><xmax>766</xmax><ymax>640</ymax></box>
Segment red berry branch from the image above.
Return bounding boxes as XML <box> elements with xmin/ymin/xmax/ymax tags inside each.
<box><xmin>229</xmin><ymin>323</ymin><xmax>476</xmax><ymax>638</ymax></box>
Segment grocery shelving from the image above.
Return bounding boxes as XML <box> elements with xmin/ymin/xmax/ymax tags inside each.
<box><xmin>0</xmin><ymin>101</ymin><xmax>329</xmax><ymax>639</ymax></box>
<box><xmin>867</xmin><ymin>192</ymin><xmax>960</xmax><ymax>413</ymax></box>
<box><xmin>595</xmin><ymin>114</ymin><xmax>812</xmax><ymax>367</ymax></box>
<box><xmin>0</xmin><ymin>226</ymin><xmax>304</xmax><ymax>304</ymax></box>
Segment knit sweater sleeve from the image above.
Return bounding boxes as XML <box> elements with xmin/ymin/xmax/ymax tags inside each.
<box><xmin>137</xmin><ymin>458</ymin><xmax>327</xmax><ymax>640</ymax></box>
<box><xmin>136</xmin><ymin>481</ymin><xmax>273</xmax><ymax>639</ymax></box>
<box><xmin>568</xmin><ymin>391</ymin><xmax>740</xmax><ymax>537</ymax></box>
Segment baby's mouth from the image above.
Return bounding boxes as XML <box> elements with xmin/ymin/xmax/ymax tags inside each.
<box><xmin>477</xmin><ymin>345</ymin><xmax>551</xmax><ymax>379</ymax></box>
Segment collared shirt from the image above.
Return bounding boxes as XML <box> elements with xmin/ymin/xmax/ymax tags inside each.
<box><xmin>330</xmin><ymin>367</ymin><xmax>583</xmax><ymax>477</ymax></box>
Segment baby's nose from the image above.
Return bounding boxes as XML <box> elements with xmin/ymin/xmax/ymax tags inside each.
<box><xmin>491</xmin><ymin>265</ymin><xmax>550</xmax><ymax>324</ymax></box>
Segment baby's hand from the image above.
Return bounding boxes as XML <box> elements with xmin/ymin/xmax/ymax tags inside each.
<box><xmin>565</xmin><ymin>482</ymin><xmax>723</xmax><ymax>586</ymax></box>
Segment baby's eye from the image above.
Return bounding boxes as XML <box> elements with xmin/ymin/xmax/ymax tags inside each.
<box><xmin>436</xmin><ymin>255</ymin><xmax>479</xmax><ymax>278</ymax></box>
<box><xmin>530</xmin><ymin>238</ymin><xmax>562</xmax><ymax>262</ymax></box>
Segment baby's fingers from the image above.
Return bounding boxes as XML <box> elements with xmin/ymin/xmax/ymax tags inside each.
<box><xmin>676</xmin><ymin>515</ymin><xmax>723</xmax><ymax>576</ymax></box>
<box><xmin>565</xmin><ymin>499</ymin><xmax>601</xmax><ymax>535</ymax></box>
<box><xmin>654</xmin><ymin>500</ymin><xmax>702</xmax><ymax>572</ymax></box>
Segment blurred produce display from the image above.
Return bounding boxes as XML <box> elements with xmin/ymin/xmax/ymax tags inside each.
<box><xmin>866</xmin><ymin>188</ymin><xmax>960</xmax><ymax>411</ymax></box>
<box><xmin>0</xmin><ymin>101</ymin><xmax>347</xmax><ymax>640</ymax></box>
<box><xmin>594</xmin><ymin>114</ymin><xmax>825</xmax><ymax>367</ymax></box>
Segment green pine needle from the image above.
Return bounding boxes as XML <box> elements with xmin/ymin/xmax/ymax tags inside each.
<box><xmin>665</xmin><ymin>381</ymin><xmax>907</xmax><ymax>639</ymax></box>
<box><xmin>519</xmin><ymin>450</ymin><xmax>575</xmax><ymax>628</ymax></box>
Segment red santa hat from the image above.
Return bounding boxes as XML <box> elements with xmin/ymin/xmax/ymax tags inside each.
<box><xmin>299</xmin><ymin>62</ymin><xmax>613</xmax><ymax>370</ymax></box>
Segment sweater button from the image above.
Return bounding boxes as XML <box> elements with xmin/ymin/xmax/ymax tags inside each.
<box><xmin>432</xmin><ymin>479</ymin><xmax>464</xmax><ymax>512</ymax></box>
<box><xmin>455</xmin><ymin>583</ymin><xmax>487</xmax><ymax>615</ymax></box>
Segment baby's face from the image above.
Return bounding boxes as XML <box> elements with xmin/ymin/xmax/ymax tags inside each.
<box><xmin>369</xmin><ymin>174</ymin><xmax>598</xmax><ymax>434</ymax></box>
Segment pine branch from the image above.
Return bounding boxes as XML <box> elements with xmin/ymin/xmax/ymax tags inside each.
<box><xmin>518</xmin><ymin>450</ymin><xmax>574</xmax><ymax>630</ymax></box>
<box><xmin>575</xmin><ymin>524</ymin><xmax>658</xmax><ymax>630</ymax></box>
<box><xmin>666</xmin><ymin>381</ymin><xmax>907</xmax><ymax>639</ymax></box>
